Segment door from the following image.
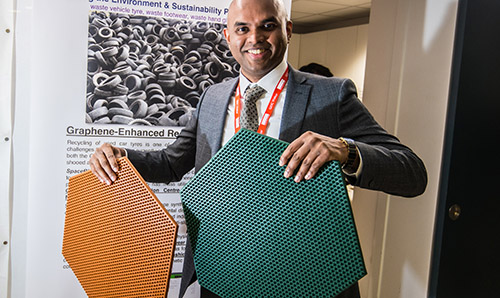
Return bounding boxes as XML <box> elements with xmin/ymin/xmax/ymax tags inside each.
<box><xmin>429</xmin><ymin>0</ymin><xmax>500</xmax><ymax>297</ymax></box>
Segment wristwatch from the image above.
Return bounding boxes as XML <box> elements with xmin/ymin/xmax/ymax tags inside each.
<box><xmin>339</xmin><ymin>137</ymin><xmax>357</xmax><ymax>173</ymax></box>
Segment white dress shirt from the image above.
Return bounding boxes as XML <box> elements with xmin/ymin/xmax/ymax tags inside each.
<box><xmin>221</xmin><ymin>60</ymin><xmax>288</xmax><ymax>146</ymax></box>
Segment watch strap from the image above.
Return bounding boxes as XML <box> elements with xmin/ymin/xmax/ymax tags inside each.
<box><xmin>339</xmin><ymin>137</ymin><xmax>357</xmax><ymax>172</ymax></box>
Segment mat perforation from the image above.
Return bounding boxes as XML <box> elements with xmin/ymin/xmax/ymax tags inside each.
<box><xmin>181</xmin><ymin>129</ymin><xmax>366</xmax><ymax>298</ymax></box>
<box><xmin>63</xmin><ymin>157</ymin><xmax>177</xmax><ymax>297</ymax></box>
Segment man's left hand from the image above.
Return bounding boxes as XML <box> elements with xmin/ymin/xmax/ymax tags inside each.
<box><xmin>279</xmin><ymin>131</ymin><xmax>348</xmax><ymax>182</ymax></box>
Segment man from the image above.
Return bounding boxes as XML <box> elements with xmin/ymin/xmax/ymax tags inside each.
<box><xmin>90</xmin><ymin>0</ymin><xmax>427</xmax><ymax>296</ymax></box>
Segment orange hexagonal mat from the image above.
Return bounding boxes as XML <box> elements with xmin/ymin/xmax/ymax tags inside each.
<box><xmin>63</xmin><ymin>157</ymin><xmax>177</xmax><ymax>297</ymax></box>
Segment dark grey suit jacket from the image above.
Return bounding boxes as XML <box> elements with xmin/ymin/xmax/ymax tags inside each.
<box><xmin>128</xmin><ymin>66</ymin><xmax>427</xmax><ymax>297</ymax></box>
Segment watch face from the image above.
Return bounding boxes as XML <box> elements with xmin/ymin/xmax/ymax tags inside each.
<box><xmin>344</xmin><ymin>138</ymin><xmax>354</xmax><ymax>145</ymax></box>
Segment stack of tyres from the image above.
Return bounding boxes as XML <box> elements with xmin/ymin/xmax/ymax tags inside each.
<box><xmin>86</xmin><ymin>11</ymin><xmax>239</xmax><ymax>126</ymax></box>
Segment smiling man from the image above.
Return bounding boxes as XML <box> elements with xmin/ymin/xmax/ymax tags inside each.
<box><xmin>223</xmin><ymin>0</ymin><xmax>292</xmax><ymax>82</ymax></box>
<box><xmin>89</xmin><ymin>0</ymin><xmax>427</xmax><ymax>297</ymax></box>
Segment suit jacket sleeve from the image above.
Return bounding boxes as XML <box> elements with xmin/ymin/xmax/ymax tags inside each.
<box><xmin>124</xmin><ymin>77</ymin><xmax>236</xmax><ymax>183</ymax></box>
<box><xmin>126</xmin><ymin>104</ymin><xmax>199</xmax><ymax>184</ymax></box>
<box><xmin>336</xmin><ymin>79</ymin><xmax>427</xmax><ymax>197</ymax></box>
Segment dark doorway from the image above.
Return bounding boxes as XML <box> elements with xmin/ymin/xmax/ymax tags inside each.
<box><xmin>429</xmin><ymin>0</ymin><xmax>500</xmax><ymax>297</ymax></box>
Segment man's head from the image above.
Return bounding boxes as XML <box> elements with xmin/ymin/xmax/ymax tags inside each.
<box><xmin>224</xmin><ymin>0</ymin><xmax>292</xmax><ymax>82</ymax></box>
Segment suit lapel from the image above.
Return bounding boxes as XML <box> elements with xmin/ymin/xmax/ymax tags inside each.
<box><xmin>208</xmin><ymin>77</ymin><xmax>239</xmax><ymax>153</ymax></box>
<box><xmin>279</xmin><ymin>68</ymin><xmax>311</xmax><ymax>143</ymax></box>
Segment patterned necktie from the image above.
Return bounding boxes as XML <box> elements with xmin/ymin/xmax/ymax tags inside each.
<box><xmin>240</xmin><ymin>84</ymin><xmax>266</xmax><ymax>132</ymax></box>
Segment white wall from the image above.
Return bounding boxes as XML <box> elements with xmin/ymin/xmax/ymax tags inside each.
<box><xmin>288</xmin><ymin>24</ymin><xmax>368</xmax><ymax>97</ymax></box>
<box><xmin>361</xmin><ymin>0</ymin><xmax>458</xmax><ymax>297</ymax></box>
<box><xmin>287</xmin><ymin>33</ymin><xmax>301</xmax><ymax>69</ymax></box>
<box><xmin>0</xmin><ymin>1</ymin><xmax>15</xmax><ymax>297</ymax></box>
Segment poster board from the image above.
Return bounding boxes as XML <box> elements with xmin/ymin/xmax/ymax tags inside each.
<box><xmin>8</xmin><ymin>0</ymin><xmax>291</xmax><ymax>298</ymax></box>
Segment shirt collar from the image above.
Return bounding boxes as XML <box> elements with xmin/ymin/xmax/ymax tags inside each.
<box><xmin>239</xmin><ymin>60</ymin><xmax>288</xmax><ymax>94</ymax></box>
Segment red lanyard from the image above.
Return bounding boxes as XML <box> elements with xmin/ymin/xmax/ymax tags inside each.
<box><xmin>234</xmin><ymin>67</ymin><xmax>289</xmax><ymax>134</ymax></box>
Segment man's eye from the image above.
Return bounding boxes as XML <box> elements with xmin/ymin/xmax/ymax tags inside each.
<box><xmin>263</xmin><ymin>23</ymin><xmax>277</xmax><ymax>30</ymax></box>
<box><xmin>236</xmin><ymin>27</ymin><xmax>248</xmax><ymax>33</ymax></box>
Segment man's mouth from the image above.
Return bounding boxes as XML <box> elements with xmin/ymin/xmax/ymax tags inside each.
<box><xmin>247</xmin><ymin>48</ymin><xmax>266</xmax><ymax>55</ymax></box>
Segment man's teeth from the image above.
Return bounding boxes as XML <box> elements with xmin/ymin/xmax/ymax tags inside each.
<box><xmin>248</xmin><ymin>49</ymin><xmax>265</xmax><ymax>54</ymax></box>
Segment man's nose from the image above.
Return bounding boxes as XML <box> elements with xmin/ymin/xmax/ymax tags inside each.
<box><xmin>248</xmin><ymin>29</ymin><xmax>266</xmax><ymax>44</ymax></box>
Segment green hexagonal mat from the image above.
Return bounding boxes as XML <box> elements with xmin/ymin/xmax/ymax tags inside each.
<box><xmin>180</xmin><ymin>129</ymin><xmax>366</xmax><ymax>297</ymax></box>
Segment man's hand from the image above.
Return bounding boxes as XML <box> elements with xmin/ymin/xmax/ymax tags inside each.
<box><xmin>279</xmin><ymin>131</ymin><xmax>348</xmax><ymax>182</ymax></box>
<box><xmin>89</xmin><ymin>143</ymin><xmax>126</xmax><ymax>185</ymax></box>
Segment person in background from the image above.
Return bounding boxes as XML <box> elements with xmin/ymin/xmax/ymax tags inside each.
<box><xmin>299</xmin><ymin>62</ymin><xmax>334</xmax><ymax>77</ymax></box>
<box><xmin>89</xmin><ymin>0</ymin><xmax>427</xmax><ymax>296</ymax></box>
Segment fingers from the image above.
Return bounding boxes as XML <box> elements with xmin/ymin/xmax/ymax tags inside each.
<box><xmin>298</xmin><ymin>148</ymin><xmax>332</xmax><ymax>182</ymax></box>
<box><xmin>279</xmin><ymin>136</ymin><xmax>305</xmax><ymax>168</ymax></box>
<box><xmin>89</xmin><ymin>143</ymin><xmax>125</xmax><ymax>185</ymax></box>
<box><xmin>281</xmin><ymin>138</ymin><xmax>312</xmax><ymax>182</ymax></box>
<box><xmin>280</xmin><ymin>132</ymin><xmax>346</xmax><ymax>182</ymax></box>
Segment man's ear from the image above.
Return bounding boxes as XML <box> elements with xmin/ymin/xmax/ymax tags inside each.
<box><xmin>223</xmin><ymin>28</ymin><xmax>230</xmax><ymax>42</ymax></box>
<box><xmin>286</xmin><ymin>20</ymin><xmax>293</xmax><ymax>42</ymax></box>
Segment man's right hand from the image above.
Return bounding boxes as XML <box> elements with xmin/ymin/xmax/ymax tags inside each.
<box><xmin>89</xmin><ymin>143</ymin><xmax>126</xmax><ymax>185</ymax></box>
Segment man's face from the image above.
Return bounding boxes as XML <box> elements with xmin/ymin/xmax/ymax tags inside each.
<box><xmin>224</xmin><ymin>0</ymin><xmax>292</xmax><ymax>82</ymax></box>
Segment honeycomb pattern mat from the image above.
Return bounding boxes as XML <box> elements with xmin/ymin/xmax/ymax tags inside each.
<box><xmin>63</xmin><ymin>157</ymin><xmax>178</xmax><ymax>297</ymax></box>
<box><xmin>180</xmin><ymin>129</ymin><xmax>366</xmax><ymax>298</ymax></box>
